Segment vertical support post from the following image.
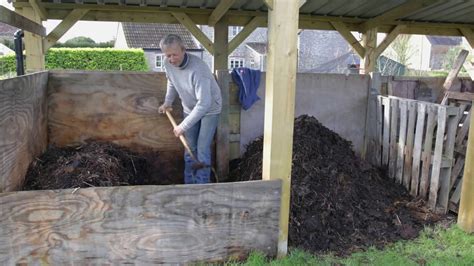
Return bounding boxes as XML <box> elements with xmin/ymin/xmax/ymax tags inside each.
<box><xmin>361</xmin><ymin>28</ymin><xmax>377</xmax><ymax>74</ymax></box>
<box><xmin>363</xmin><ymin>72</ymin><xmax>381</xmax><ymax>163</ymax></box>
<box><xmin>214</xmin><ymin>20</ymin><xmax>230</xmax><ymax>179</ymax></box>
<box><xmin>262</xmin><ymin>0</ymin><xmax>300</xmax><ymax>257</ymax></box>
<box><xmin>458</xmin><ymin>106</ymin><xmax>474</xmax><ymax>232</ymax></box>
<box><xmin>17</xmin><ymin>7</ymin><xmax>45</xmax><ymax>72</ymax></box>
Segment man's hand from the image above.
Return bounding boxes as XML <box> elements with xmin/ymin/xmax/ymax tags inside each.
<box><xmin>158</xmin><ymin>104</ymin><xmax>172</xmax><ymax>114</ymax></box>
<box><xmin>173</xmin><ymin>126</ymin><xmax>185</xmax><ymax>137</ymax></box>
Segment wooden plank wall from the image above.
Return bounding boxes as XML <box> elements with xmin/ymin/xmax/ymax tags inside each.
<box><xmin>0</xmin><ymin>72</ymin><xmax>48</xmax><ymax>192</ymax></box>
<box><xmin>384</xmin><ymin>76</ymin><xmax>473</xmax><ymax>102</ymax></box>
<box><xmin>370</xmin><ymin>95</ymin><xmax>459</xmax><ymax>213</ymax></box>
<box><xmin>47</xmin><ymin>71</ymin><xmax>185</xmax><ymax>182</ymax></box>
<box><xmin>0</xmin><ymin>180</ymin><xmax>281</xmax><ymax>264</ymax></box>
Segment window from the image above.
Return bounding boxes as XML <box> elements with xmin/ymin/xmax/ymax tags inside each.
<box><xmin>155</xmin><ymin>54</ymin><xmax>164</xmax><ymax>70</ymax></box>
<box><xmin>230</xmin><ymin>26</ymin><xmax>243</xmax><ymax>38</ymax></box>
<box><xmin>250</xmin><ymin>59</ymin><xmax>256</xmax><ymax>69</ymax></box>
<box><xmin>229</xmin><ymin>58</ymin><xmax>245</xmax><ymax>69</ymax></box>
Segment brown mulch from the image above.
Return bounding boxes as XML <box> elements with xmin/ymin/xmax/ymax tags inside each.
<box><xmin>230</xmin><ymin>115</ymin><xmax>446</xmax><ymax>255</ymax></box>
<box><xmin>22</xmin><ymin>142</ymin><xmax>172</xmax><ymax>190</ymax></box>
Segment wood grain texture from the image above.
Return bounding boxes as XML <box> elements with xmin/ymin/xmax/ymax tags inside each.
<box><xmin>0</xmin><ymin>180</ymin><xmax>281</xmax><ymax>264</ymax></box>
<box><xmin>429</xmin><ymin>107</ymin><xmax>447</xmax><ymax>210</ymax></box>
<box><xmin>403</xmin><ymin>101</ymin><xmax>417</xmax><ymax>189</ymax></box>
<box><xmin>388</xmin><ymin>99</ymin><xmax>399</xmax><ymax>179</ymax></box>
<box><xmin>382</xmin><ymin>97</ymin><xmax>391</xmax><ymax>167</ymax></box>
<box><xmin>48</xmin><ymin>71</ymin><xmax>183</xmax><ymax>153</ymax></box>
<box><xmin>420</xmin><ymin>106</ymin><xmax>438</xmax><ymax>198</ymax></box>
<box><xmin>0</xmin><ymin>72</ymin><xmax>48</xmax><ymax>192</ymax></box>
<box><xmin>396</xmin><ymin>100</ymin><xmax>408</xmax><ymax>184</ymax></box>
<box><xmin>410</xmin><ymin>103</ymin><xmax>426</xmax><ymax>196</ymax></box>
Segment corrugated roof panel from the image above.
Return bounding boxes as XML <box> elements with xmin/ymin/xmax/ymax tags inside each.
<box><xmin>342</xmin><ymin>0</ymin><xmax>382</xmax><ymax>17</ymax></box>
<box><xmin>328</xmin><ymin>0</ymin><xmax>373</xmax><ymax>16</ymax></box>
<box><xmin>315</xmin><ymin>0</ymin><xmax>348</xmax><ymax>15</ymax></box>
<box><xmin>300</xmin><ymin>0</ymin><xmax>331</xmax><ymax>14</ymax></box>
<box><xmin>404</xmin><ymin>0</ymin><xmax>465</xmax><ymax>20</ymax></box>
<box><xmin>411</xmin><ymin>1</ymin><xmax>474</xmax><ymax>22</ymax></box>
<box><xmin>359</xmin><ymin>0</ymin><xmax>406</xmax><ymax>18</ymax></box>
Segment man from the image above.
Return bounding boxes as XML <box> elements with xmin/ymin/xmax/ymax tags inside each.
<box><xmin>158</xmin><ymin>34</ymin><xmax>222</xmax><ymax>184</ymax></box>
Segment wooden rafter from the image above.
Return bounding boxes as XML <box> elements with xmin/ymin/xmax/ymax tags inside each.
<box><xmin>374</xmin><ymin>25</ymin><xmax>406</xmax><ymax>58</ymax></box>
<box><xmin>460</xmin><ymin>28</ymin><xmax>474</xmax><ymax>48</ymax></box>
<box><xmin>263</xmin><ymin>0</ymin><xmax>273</xmax><ymax>10</ymax></box>
<box><xmin>0</xmin><ymin>6</ymin><xmax>46</xmax><ymax>36</ymax></box>
<box><xmin>228</xmin><ymin>16</ymin><xmax>265</xmax><ymax>54</ymax></box>
<box><xmin>11</xmin><ymin>2</ymin><xmax>474</xmax><ymax>34</ymax></box>
<box><xmin>208</xmin><ymin>0</ymin><xmax>236</xmax><ymax>26</ymax></box>
<box><xmin>361</xmin><ymin>0</ymin><xmax>440</xmax><ymax>31</ymax></box>
<box><xmin>330</xmin><ymin>21</ymin><xmax>365</xmax><ymax>58</ymax></box>
<box><xmin>43</xmin><ymin>9</ymin><xmax>90</xmax><ymax>52</ymax></box>
<box><xmin>172</xmin><ymin>12</ymin><xmax>214</xmax><ymax>55</ymax></box>
<box><xmin>28</xmin><ymin>0</ymin><xmax>48</xmax><ymax>20</ymax></box>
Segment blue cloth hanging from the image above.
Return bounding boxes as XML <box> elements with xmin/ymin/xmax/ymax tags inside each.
<box><xmin>231</xmin><ymin>67</ymin><xmax>261</xmax><ymax>110</ymax></box>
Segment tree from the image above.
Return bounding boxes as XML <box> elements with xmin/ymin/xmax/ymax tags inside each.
<box><xmin>390</xmin><ymin>34</ymin><xmax>416</xmax><ymax>66</ymax></box>
<box><xmin>53</xmin><ymin>36</ymin><xmax>114</xmax><ymax>48</ymax></box>
<box><xmin>64</xmin><ymin>36</ymin><xmax>96</xmax><ymax>47</ymax></box>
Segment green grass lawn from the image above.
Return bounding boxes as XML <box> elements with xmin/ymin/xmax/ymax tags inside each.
<box><xmin>228</xmin><ymin>223</ymin><xmax>474</xmax><ymax>266</ymax></box>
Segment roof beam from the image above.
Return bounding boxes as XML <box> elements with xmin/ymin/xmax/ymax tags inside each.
<box><xmin>228</xmin><ymin>16</ymin><xmax>265</xmax><ymax>54</ymax></box>
<box><xmin>0</xmin><ymin>6</ymin><xmax>46</xmax><ymax>36</ymax></box>
<box><xmin>361</xmin><ymin>0</ymin><xmax>440</xmax><ymax>31</ymax></box>
<box><xmin>460</xmin><ymin>28</ymin><xmax>474</xmax><ymax>49</ymax></box>
<box><xmin>208</xmin><ymin>0</ymin><xmax>236</xmax><ymax>26</ymax></box>
<box><xmin>374</xmin><ymin>25</ymin><xmax>406</xmax><ymax>58</ymax></box>
<box><xmin>262</xmin><ymin>0</ymin><xmax>273</xmax><ymax>10</ymax></box>
<box><xmin>172</xmin><ymin>12</ymin><xmax>214</xmax><ymax>55</ymax></box>
<box><xmin>43</xmin><ymin>9</ymin><xmax>90</xmax><ymax>52</ymax></box>
<box><xmin>330</xmin><ymin>21</ymin><xmax>365</xmax><ymax>58</ymax></box>
<box><xmin>28</xmin><ymin>0</ymin><xmax>48</xmax><ymax>20</ymax></box>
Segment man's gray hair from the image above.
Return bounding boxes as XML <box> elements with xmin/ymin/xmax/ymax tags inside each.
<box><xmin>160</xmin><ymin>34</ymin><xmax>186</xmax><ymax>50</ymax></box>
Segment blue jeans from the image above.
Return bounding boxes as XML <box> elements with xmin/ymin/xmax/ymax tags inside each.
<box><xmin>183</xmin><ymin>114</ymin><xmax>219</xmax><ymax>184</ymax></box>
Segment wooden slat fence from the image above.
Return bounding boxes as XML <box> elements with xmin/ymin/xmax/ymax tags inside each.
<box><xmin>444</xmin><ymin>93</ymin><xmax>473</xmax><ymax>213</ymax></box>
<box><xmin>367</xmin><ymin>95</ymin><xmax>460</xmax><ymax>213</ymax></box>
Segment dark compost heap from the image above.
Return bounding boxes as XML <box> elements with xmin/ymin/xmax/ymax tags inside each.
<box><xmin>22</xmin><ymin>142</ymin><xmax>171</xmax><ymax>190</ymax></box>
<box><xmin>231</xmin><ymin>115</ymin><xmax>445</xmax><ymax>255</ymax></box>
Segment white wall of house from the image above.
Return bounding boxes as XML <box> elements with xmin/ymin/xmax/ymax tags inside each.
<box><xmin>114</xmin><ymin>23</ymin><xmax>128</xmax><ymax>49</ymax></box>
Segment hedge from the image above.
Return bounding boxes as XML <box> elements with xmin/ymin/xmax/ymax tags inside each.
<box><xmin>0</xmin><ymin>48</ymin><xmax>149</xmax><ymax>75</ymax></box>
<box><xmin>46</xmin><ymin>48</ymin><xmax>149</xmax><ymax>71</ymax></box>
<box><xmin>0</xmin><ymin>54</ymin><xmax>16</xmax><ymax>75</ymax></box>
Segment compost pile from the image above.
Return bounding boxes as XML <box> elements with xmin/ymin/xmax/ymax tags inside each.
<box><xmin>23</xmin><ymin>142</ymin><xmax>166</xmax><ymax>190</ymax></box>
<box><xmin>232</xmin><ymin>115</ymin><xmax>444</xmax><ymax>255</ymax></box>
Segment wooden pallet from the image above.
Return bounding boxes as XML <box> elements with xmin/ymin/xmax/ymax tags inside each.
<box><xmin>369</xmin><ymin>95</ymin><xmax>460</xmax><ymax>213</ymax></box>
<box><xmin>444</xmin><ymin>92</ymin><xmax>473</xmax><ymax>213</ymax></box>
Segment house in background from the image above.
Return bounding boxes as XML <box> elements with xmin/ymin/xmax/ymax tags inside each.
<box><xmin>200</xmin><ymin>26</ymin><xmax>354</xmax><ymax>73</ymax></box>
<box><xmin>0</xmin><ymin>22</ymin><xmax>17</xmax><ymax>56</ymax></box>
<box><xmin>0</xmin><ymin>22</ymin><xmax>17</xmax><ymax>44</ymax></box>
<box><xmin>382</xmin><ymin>34</ymin><xmax>462</xmax><ymax>71</ymax></box>
<box><xmin>114</xmin><ymin>23</ymin><xmax>204</xmax><ymax>72</ymax></box>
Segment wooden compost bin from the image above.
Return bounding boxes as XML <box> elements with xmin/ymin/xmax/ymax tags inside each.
<box><xmin>0</xmin><ymin>71</ymin><xmax>281</xmax><ymax>264</ymax></box>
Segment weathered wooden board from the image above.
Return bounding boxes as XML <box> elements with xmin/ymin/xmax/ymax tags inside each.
<box><xmin>403</xmin><ymin>101</ymin><xmax>417</xmax><ymax>189</ymax></box>
<box><xmin>48</xmin><ymin>71</ymin><xmax>182</xmax><ymax>152</ymax></box>
<box><xmin>47</xmin><ymin>71</ymin><xmax>185</xmax><ymax>181</ymax></box>
<box><xmin>0</xmin><ymin>72</ymin><xmax>48</xmax><ymax>192</ymax></box>
<box><xmin>0</xmin><ymin>180</ymin><xmax>281</xmax><ymax>264</ymax></box>
<box><xmin>388</xmin><ymin>99</ymin><xmax>399</xmax><ymax>179</ymax></box>
<box><xmin>410</xmin><ymin>103</ymin><xmax>426</xmax><ymax>196</ymax></box>
<box><xmin>396</xmin><ymin>100</ymin><xmax>408</xmax><ymax>184</ymax></box>
<box><xmin>420</xmin><ymin>106</ymin><xmax>437</xmax><ymax>198</ymax></box>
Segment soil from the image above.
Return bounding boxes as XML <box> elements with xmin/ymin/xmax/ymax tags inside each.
<box><xmin>22</xmin><ymin>141</ymin><xmax>177</xmax><ymax>190</ymax></box>
<box><xmin>230</xmin><ymin>115</ymin><xmax>446</xmax><ymax>255</ymax></box>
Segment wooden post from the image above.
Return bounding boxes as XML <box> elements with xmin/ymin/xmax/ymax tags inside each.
<box><xmin>17</xmin><ymin>7</ymin><xmax>45</xmax><ymax>72</ymax></box>
<box><xmin>361</xmin><ymin>28</ymin><xmax>377</xmax><ymax>74</ymax></box>
<box><xmin>214</xmin><ymin>20</ymin><xmax>230</xmax><ymax>180</ymax></box>
<box><xmin>262</xmin><ymin>0</ymin><xmax>300</xmax><ymax>257</ymax></box>
<box><xmin>458</xmin><ymin>105</ymin><xmax>474</xmax><ymax>232</ymax></box>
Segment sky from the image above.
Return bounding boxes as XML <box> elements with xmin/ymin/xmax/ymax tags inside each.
<box><xmin>1</xmin><ymin>0</ymin><xmax>119</xmax><ymax>42</ymax></box>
